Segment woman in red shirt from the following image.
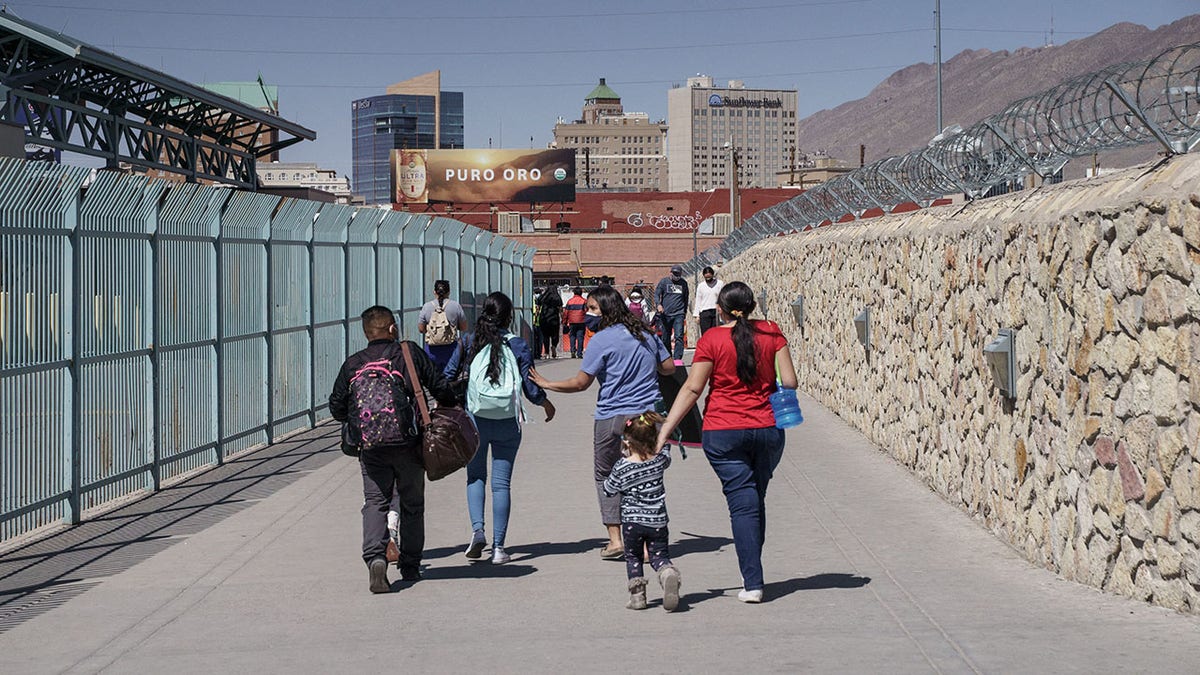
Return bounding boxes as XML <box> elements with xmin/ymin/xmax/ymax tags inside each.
<box><xmin>657</xmin><ymin>281</ymin><xmax>797</xmax><ymax>603</ymax></box>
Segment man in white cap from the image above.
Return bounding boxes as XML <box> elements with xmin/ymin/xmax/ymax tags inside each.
<box><xmin>654</xmin><ymin>264</ymin><xmax>690</xmax><ymax>364</ymax></box>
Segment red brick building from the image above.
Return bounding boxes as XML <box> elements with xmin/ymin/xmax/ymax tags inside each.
<box><xmin>400</xmin><ymin>187</ymin><xmax>800</xmax><ymax>286</ymax></box>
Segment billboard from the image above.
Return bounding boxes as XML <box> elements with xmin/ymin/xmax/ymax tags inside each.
<box><xmin>392</xmin><ymin>148</ymin><xmax>575</xmax><ymax>205</ymax></box>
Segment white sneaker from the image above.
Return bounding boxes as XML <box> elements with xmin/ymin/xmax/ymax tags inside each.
<box><xmin>737</xmin><ymin>589</ymin><xmax>763</xmax><ymax>603</ymax></box>
<box><xmin>465</xmin><ymin>530</ymin><xmax>487</xmax><ymax>559</ymax></box>
<box><xmin>491</xmin><ymin>546</ymin><xmax>511</xmax><ymax>564</ymax></box>
<box><xmin>387</xmin><ymin>510</ymin><xmax>400</xmax><ymax>542</ymax></box>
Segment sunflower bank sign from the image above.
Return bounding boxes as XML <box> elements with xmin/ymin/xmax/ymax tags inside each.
<box><xmin>707</xmin><ymin>94</ymin><xmax>783</xmax><ymax>109</ymax></box>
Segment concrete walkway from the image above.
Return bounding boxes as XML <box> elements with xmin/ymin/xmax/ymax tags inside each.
<box><xmin>1</xmin><ymin>356</ymin><xmax>1198</xmax><ymax>674</ymax></box>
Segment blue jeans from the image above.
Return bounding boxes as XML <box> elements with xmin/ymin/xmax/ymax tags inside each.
<box><xmin>568</xmin><ymin>323</ymin><xmax>586</xmax><ymax>356</ymax></box>
<box><xmin>659</xmin><ymin>313</ymin><xmax>686</xmax><ymax>360</ymax></box>
<box><xmin>467</xmin><ymin>416</ymin><xmax>522</xmax><ymax>547</ymax></box>
<box><xmin>702</xmin><ymin>426</ymin><xmax>785</xmax><ymax>591</ymax></box>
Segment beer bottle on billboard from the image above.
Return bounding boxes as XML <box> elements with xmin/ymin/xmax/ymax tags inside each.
<box><xmin>399</xmin><ymin>150</ymin><xmax>428</xmax><ymax>203</ymax></box>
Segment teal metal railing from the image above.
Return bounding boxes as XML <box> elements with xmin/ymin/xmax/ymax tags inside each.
<box><xmin>0</xmin><ymin>158</ymin><xmax>534</xmax><ymax>543</ymax></box>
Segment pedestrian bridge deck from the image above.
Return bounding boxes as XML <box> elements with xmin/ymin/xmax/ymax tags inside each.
<box><xmin>1</xmin><ymin>357</ymin><xmax>1196</xmax><ymax>673</ymax></box>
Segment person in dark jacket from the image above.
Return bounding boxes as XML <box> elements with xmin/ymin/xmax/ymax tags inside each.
<box><xmin>329</xmin><ymin>305</ymin><xmax>458</xmax><ymax>594</ymax></box>
<box><xmin>537</xmin><ymin>286</ymin><xmax>563</xmax><ymax>359</ymax></box>
<box><xmin>654</xmin><ymin>265</ymin><xmax>690</xmax><ymax>363</ymax></box>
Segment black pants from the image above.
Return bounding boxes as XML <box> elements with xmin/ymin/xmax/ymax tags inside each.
<box><xmin>699</xmin><ymin>309</ymin><xmax>718</xmax><ymax>335</ymax></box>
<box><xmin>360</xmin><ymin>444</ymin><xmax>424</xmax><ymax>571</ymax></box>
<box><xmin>622</xmin><ymin>522</ymin><xmax>672</xmax><ymax>579</ymax></box>
<box><xmin>539</xmin><ymin>324</ymin><xmax>559</xmax><ymax>356</ymax></box>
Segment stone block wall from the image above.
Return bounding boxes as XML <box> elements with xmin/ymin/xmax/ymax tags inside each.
<box><xmin>722</xmin><ymin>154</ymin><xmax>1200</xmax><ymax>613</ymax></box>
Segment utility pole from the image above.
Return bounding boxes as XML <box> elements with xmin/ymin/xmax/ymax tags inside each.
<box><xmin>935</xmin><ymin>0</ymin><xmax>943</xmax><ymax>134</ymax></box>
<box><xmin>728</xmin><ymin>136</ymin><xmax>740</xmax><ymax>230</ymax></box>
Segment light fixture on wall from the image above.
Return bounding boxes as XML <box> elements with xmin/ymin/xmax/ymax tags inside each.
<box><xmin>790</xmin><ymin>295</ymin><xmax>804</xmax><ymax>329</ymax></box>
<box><xmin>854</xmin><ymin>307</ymin><xmax>871</xmax><ymax>351</ymax></box>
<box><xmin>984</xmin><ymin>328</ymin><xmax>1017</xmax><ymax>399</ymax></box>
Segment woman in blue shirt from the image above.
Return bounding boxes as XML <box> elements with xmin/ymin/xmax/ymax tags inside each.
<box><xmin>445</xmin><ymin>292</ymin><xmax>556</xmax><ymax>564</ymax></box>
<box><xmin>530</xmin><ymin>285</ymin><xmax>675</xmax><ymax>559</ymax></box>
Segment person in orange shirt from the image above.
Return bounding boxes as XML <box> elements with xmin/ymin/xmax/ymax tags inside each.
<box><xmin>562</xmin><ymin>286</ymin><xmax>588</xmax><ymax>358</ymax></box>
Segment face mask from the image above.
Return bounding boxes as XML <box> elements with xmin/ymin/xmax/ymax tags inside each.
<box><xmin>584</xmin><ymin>311</ymin><xmax>603</xmax><ymax>331</ymax></box>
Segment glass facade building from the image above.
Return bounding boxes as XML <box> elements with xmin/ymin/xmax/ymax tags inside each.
<box><xmin>351</xmin><ymin>89</ymin><xmax>464</xmax><ymax>204</ymax></box>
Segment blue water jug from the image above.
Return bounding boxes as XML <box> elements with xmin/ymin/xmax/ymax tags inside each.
<box><xmin>770</xmin><ymin>387</ymin><xmax>804</xmax><ymax>429</ymax></box>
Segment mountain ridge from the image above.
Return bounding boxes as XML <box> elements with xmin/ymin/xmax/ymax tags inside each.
<box><xmin>795</xmin><ymin>15</ymin><xmax>1200</xmax><ymax>177</ymax></box>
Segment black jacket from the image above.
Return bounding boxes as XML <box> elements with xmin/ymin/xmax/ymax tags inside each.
<box><xmin>329</xmin><ymin>339</ymin><xmax>459</xmax><ymax>423</ymax></box>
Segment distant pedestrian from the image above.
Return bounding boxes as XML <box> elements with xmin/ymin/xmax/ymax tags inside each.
<box><xmin>604</xmin><ymin>410</ymin><xmax>681</xmax><ymax>611</ymax></box>
<box><xmin>694</xmin><ymin>266</ymin><xmax>725</xmax><ymax>336</ymax></box>
<box><xmin>329</xmin><ymin>305</ymin><xmax>458</xmax><ymax>593</ymax></box>
<box><xmin>656</xmin><ymin>281</ymin><xmax>797</xmax><ymax>603</ymax></box>
<box><xmin>531</xmin><ymin>285</ymin><xmax>675</xmax><ymax>561</ymax></box>
<box><xmin>562</xmin><ymin>286</ymin><xmax>588</xmax><ymax>358</ymax></box>
<box><xmin>627</xmin><ymin>287</ymin><xmax>650</xmax><ymax>325</ymax></box>
<box><xmin>418</xmin><ymin>279</ymin><xmax>468</xmax><ymax>372</ymax></box>
<box><xmin>654</xmin><ymin>265</ymin><xmax>689</xmax><ymax>364</ymax></box>
<box><xmin>444</xmin><ymin>292</ymin><xmax>556</xmax><ymax>565</ymax></box>
<box><xmin>537</xmin><ymin>285</ymin><xmax>563</xmax><ymax>359</ymax></box>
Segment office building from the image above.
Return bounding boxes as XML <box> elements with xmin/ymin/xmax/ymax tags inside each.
<box><xmin>351</xmin><ymin>71</ymin><xmax>464</xmax><ymax>204</ymax></box>
<box><xmin>258</xmin><ymin>162</ymin><xmax>352</xmax><ymax>203</ymax></box>
<box><xmin>667</xmin><ymin>76</ymin><xmax>797</xmax><ymax>192</ymax></box>
<box><xmin>552</xmin><ymin>78</ymin><xmax>667</xmax><ymax>191</ymax></box>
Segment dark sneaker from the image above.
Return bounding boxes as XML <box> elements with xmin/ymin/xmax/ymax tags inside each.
<box><xmin>400</xmin><ymin>566</ymin><xmax>421</xmax><ymax>582</ymax></box>
<box><xmin>465</xmin><ymin>529</ymin><xmax>487</xmax><ymax>560</ymax></box>
<box><xmin>368</xmin><ymin>557</ymin><xmax>390</xmax><ymax>594</ymax></box>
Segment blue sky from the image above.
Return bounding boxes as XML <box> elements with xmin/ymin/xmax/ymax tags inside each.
<box><xmin>11</xmin><ymin>0</ymin><xmax>1199</xmax><ymax>178</ymax></box>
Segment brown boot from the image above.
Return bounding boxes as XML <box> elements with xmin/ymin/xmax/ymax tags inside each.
<box><xmin>626</xmin><ymin>577</ymin><xmax>648</xmax><ymax>610</ymax></box>
<box><xmin>658</xmin><ymin>565</ymin><xmax>681</xmax><ymax>612</ymax></box>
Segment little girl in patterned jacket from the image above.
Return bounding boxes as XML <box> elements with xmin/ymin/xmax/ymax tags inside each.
<box><xmin>603</xmin><ymin>411</ymin><xmax>681</xmax><ymax>611</ymax></box>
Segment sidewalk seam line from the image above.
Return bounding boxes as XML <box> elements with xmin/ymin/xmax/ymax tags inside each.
<box><xmin>780</xmin><ymin>451</ymin><xmax>983</xmax><ymax>675</ymax></box>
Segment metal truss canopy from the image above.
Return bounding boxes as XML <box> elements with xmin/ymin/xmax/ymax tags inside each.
<box><xmin>0</xmin><ymin>10</ymin><xmax>316</xmax><ymax>188</ymax></box>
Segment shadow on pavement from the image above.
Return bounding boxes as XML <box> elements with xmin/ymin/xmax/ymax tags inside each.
<box><xmin>419</xmin><ymin>563</ymin><xmax>537</xmax><ymax>580</ymax></box>
<box><xmin>509</xmin><ymin>538</ymin><xmax>607</xmax><ymax>560</ymax></box>
<box><xmin>423</xmin><ymin>537</ymin><xmax>607</xmax><ymax>562</ymax></box>
<box><xmin>675</xmin><ymin>586</ymin><xmax>739</xmax><ymax>610</ymax></box>
<box><xmin>764</xmin><ymin>573</ymin><xmax>872</xmax><ymax>601</ymax></box>
<box><xmin>0</xmin><ymin>424</ymin><xmax>344</xmax><ymax>635</ymax></box>
<box><xmin>671</xmin><ymin>531</ymin><xmax>734</xmax><ymax>556</ymax></box>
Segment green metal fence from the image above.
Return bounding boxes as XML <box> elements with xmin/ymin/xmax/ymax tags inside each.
<box><xmin>0</xmin><ymin>158</ymin><xmax>535</xmax><ymax>544</ymax></box>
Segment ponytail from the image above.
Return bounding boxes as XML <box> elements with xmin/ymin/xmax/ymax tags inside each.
<box><xmin>470</xmin><ymin>292</ymin><xmax>514</xmax><ymax>384</ymax></box>
<box><xmin>731</xmin><ymin>313</ymin><xmax>759</xmax><ymax>386</ymax></box>
<box><xmin>717</xmin><ymin>281</ymin><xmax>763</xmax><ymax>386</ymax></box>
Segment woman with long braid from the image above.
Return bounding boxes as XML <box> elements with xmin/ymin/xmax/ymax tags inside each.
<box><xmin>656</xmin><ymin>281</ymin><xmax>797</xmax><ymax>603</ymax></box>
<box><xmin>445</xmin><ymin>292</ymin><xmax>555</xmax><ymax>564</ymax></box>
<box><xmin>531</xmin><ymin>285</ymin><xmax>675</xmax><ymax>560</ymax></box>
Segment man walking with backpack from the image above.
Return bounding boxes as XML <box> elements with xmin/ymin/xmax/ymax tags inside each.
<box><xmin>330</xmin><ymin>305</ymin><xmax>459</xmax><ymax>593</ymax></box>
<box><xmin>419</xmin><ymin>279</ymin><xmax>468</xmax><ymax>372</ymax></box>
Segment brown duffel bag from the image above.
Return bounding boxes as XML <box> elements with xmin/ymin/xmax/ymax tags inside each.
<box><xmin>400</xmin><ymin>343</ymin><xmax>480</xmax><ymax>481</ymax></box>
